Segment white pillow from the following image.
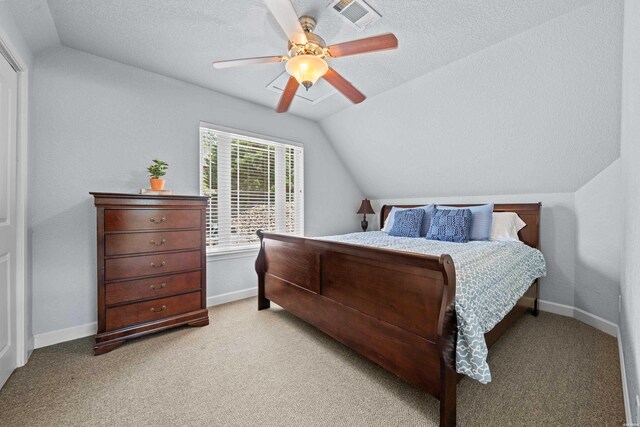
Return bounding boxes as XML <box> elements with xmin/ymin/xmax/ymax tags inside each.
<box><xmin>490</xmin><ymin>212</ymin><xmax>527</xmax><ymax>242</ymax></box>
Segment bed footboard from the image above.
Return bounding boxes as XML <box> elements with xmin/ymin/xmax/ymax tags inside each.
<box><xmin>255</xmin><ymin>231</ymin><xmax>458</xmax><ymax>426</ymax></box>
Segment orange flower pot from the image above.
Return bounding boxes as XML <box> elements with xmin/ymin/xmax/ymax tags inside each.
<box><xmin>150</xmin><ymin>178</ymin><xmax>165</xmax><ymax>190</ymax></box>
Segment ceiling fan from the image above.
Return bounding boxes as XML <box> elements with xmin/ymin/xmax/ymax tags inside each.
<box><xmin>212</xmin><ymin>0</ymin><xmax>398</xmax><ymax>113</ymax></box>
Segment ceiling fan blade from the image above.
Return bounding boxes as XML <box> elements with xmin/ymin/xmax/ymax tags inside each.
<box><xmin>328</xmin><ymin>33</ymin><xmax>398</xmax><ymax>58</ymax></box>
<box><xmin>213</xmin><ymin>56</ymin><xmax>286</xmax><ymax>69</ymax></box>
<box><xmin>276</xmin><ymin>76</ymin><xmax>299</xmax><ymax>113</ymax></box>
<box><xmin>264</xmin><ymin>0</ymin><xmax>308</xmax><ymax>45</ymax></box>
<box><xmin>322</xmin><ymin>68</ymin><xmax>365</xmax><ymax>104</ymax></box>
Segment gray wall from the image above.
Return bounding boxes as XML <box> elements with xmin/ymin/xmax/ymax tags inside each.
<box><xmin>574</xmin><ymin>160</ymin><xmax>622</xmax><ymax>324</ymax></box>
<box><xmin>369</xmin><ymin>193</ymin><xmax>576</xmax><ymax>307</ymax></box>
<box><xmin>321</xmin><ymin>0</ymin><xmax>623</xmax><ymax>199</ymax></box>
<box><xmin>0</xmin><ymin>3</ymin><xmax>34</xmax><ymax>66</ymax></box>
<box><xmin>620</xmin><ymin>0</ymin><xmax>640</xmax><ymax>422</ymax></box>
<box><xmin>30</xmin><ymin>46</ymin><xmax>362</xmax><ymax>335</ymax></box>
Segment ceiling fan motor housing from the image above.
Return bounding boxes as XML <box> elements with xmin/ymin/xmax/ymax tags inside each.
<box><xmin>288</xmin><ymin>16</ymin><xmax>327</xmax><ymax>57</ymax></box>
<box><xmin>288</xmin><ymin>36</ymin><xmax>326</xmax><ymax>58</ymax></box>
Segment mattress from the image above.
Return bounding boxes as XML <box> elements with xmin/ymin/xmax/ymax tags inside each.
<box><xmin>318</xmin><ymin>231</ymin><xmax>547</xmax><ymax>383</ymax></box>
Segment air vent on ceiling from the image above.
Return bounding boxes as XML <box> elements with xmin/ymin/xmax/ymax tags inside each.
<box><xmin>329</xmin><ymin>0</ymin><xmax>381</xmax><ymax>31</ymax></box>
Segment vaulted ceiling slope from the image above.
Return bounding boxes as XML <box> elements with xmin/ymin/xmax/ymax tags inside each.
<box><xmin>321</xmin><ymin>0</ymin><xmax>623</xmax><ymax>198</ymax></box>
<box><xmin>5</xmin><ymin>0</ymin><xmax>59</xmax><ymax>54</ymax></box>
<box><xmin>8</xmin><ymin>0</ymin><xmax>596</xmax><ymax>120</ymax></box>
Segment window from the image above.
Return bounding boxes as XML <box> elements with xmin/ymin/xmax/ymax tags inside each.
<box><xmin>200</xmin><ymin>124</ymin><xmax>304</xmax><ymax>253</ymax></box>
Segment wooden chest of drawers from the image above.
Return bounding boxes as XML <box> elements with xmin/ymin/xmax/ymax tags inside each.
<box><xmin>91</xmin><ymin>193</ymin><xmax>209</xmax><ymax>355</ymax></box>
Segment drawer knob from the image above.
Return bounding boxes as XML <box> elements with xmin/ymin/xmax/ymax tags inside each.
<box><xmin>149</xmin><ymin>239</ymin><xmax>166</xmax><ymax>246</ymax></box>
<box><xmin>150</xmin><ymin>261</ymin><xmax>166</xmax><ymax>268</ymax></box>
<box><xmin>149</xmin><ymin>217</ymin><xmax>166</xmax><ymax>224</ymax></box>
<box><xmin>150</xmin><ymin>283</ymin><xmax>166</xmax><ymax>290</ymax></box>
<box><xmin>150</xmin><ymin>305</ymin><xmax>167</xmax><ymax>313</ymax></box>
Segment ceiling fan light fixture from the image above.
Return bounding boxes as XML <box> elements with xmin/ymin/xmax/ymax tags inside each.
<box><xmin>285</xmin><ymin>55</ymin><xmax>328</xmax><ymax>90</ymax></box>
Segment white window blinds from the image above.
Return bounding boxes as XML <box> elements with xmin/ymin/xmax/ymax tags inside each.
<box><xmin>200</xmin><ymin>124</ymin><xmax>304</xmax><ymax>252</ymax></box>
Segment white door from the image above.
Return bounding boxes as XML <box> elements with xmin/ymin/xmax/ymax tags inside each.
<box><xmin>0</xmin><ymin>52</ymin><xmax>18</xmax><ymax>388</ymax></box>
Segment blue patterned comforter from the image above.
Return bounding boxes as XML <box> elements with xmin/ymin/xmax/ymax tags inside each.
<box><xmin>318</xmin><ymin>231</ymin><xmax>546</xmax><ymax>383</ymax></box>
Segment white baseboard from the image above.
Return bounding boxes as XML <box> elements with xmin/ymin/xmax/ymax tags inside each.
<box><xmin>206</xmin><ymin>287</ymin><xmax>257</xmax><ymax>307</ymax></box>
<box><xmin>26</xmin><ymin>335</ymin><xmax>34</xmax><ymax>363</ymax></box>
<box><xmin>538</xmin><ymin>299</ymin><xmax>574</xmax><ymax>317</ymax></box>
<box><xmin>33</xmin><ymin>322</ymin><xmax>97</xmax><ymax>349</ymax></box>
<box><xmin>617</xmin><ymin>326</ymin><xmax>633</xmax><ymax>425</ymax></box>
<box><xmin>573</xmin><ymin>307</ymin><xmax>618</xmax><ymax>337</ymax></box>
<box><xmin>538</xmin><ymin>300</ymin><xmax>617</xmax><ymax>337</ymax></box>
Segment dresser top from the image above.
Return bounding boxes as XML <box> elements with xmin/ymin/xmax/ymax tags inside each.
<box><xmin>91</xmin><ymin>192</ymin><xmax>208</xmax><ymax>201</ymax></box>
<box><xmin>91</xmin><ymin>192</ymin><xmax>209</xmax><ymax>207</ymax></box>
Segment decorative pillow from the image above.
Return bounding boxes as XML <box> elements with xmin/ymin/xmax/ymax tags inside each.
<box><xmin>382</xmin><ymin>204</ymin><xmax>434</xmax><ymax>236</ymax></box>
<box><xmin>388</xmin><ymin>209</ymin><xmax>425</xmax><ymax>238</ymax></box>
<box><xmin>490</xmin><ymin>212</ymin><xmax>527</xmax><ymax>242</ymax></box>
<box><xmin>437</xmin><ymin>203</ymin><xmax>494</xmax><ymax>241</ymax></box>
<box><xmin>426</xmin><ymin>208</ymin><xmax>473</xmax><ymax>243</ymax></box>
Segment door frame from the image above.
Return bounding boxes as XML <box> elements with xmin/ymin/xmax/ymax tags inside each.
<box><xmin>0</xmin><ymin>32</ymin><xmax>30</xmax><ymax>366</ymax></box>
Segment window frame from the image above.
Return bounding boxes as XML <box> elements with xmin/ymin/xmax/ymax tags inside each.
<box><xmin>199</xmin><ymin>122</ymin><xmax>304</xmax><ymax>257</ymax></box>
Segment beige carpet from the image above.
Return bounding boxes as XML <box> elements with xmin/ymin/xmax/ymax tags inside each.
<box><xmin>0</xmin><ymin>298</ymin><xmax>624</xmax><ymax>426</ymax></box>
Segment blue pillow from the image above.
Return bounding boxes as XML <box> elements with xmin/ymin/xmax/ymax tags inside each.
<box><xmin>437</xmin><ymin>203</ymin><xmax>494</xmax><ymax>241</ymax></box>
<box><xmin>383</xmin><ymin>204</ymin><xmax>434</xmax><ymax>237</ymax></box>
<box><xmin>426</xmin><ymin>208</ymin><xmax>472</xmax><ymax>243</ymax></box>
<box><xmin>388</xmin><ymin>209</ymin><xmax>425</xmax><ymax>238</ymax></box>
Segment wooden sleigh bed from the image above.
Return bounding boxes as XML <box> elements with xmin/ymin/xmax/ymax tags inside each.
<box><xmin>255</xmin><ymin>203</ymin><xmax>541</xmax><ymax>426</ymax></box>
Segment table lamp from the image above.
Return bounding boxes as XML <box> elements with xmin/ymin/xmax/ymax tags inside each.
<box><xmin>357</xmin><ymin>199</ymin><xmax>375</xmax><ymax>232</ymax></box>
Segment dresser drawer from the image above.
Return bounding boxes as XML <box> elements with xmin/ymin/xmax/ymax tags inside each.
<box><xmin>105</xmin><ymin>250</ymin><xmax>201</xmax><ymax>281</ymax></box>
<box><xmin>105</xmin><ymin>230</ymin><xmax>201</xmax><ymax>256</ymax></box>
<box><xmin>105</xmin><ymin>209</ymin><xmax>201</xmax><ymax>231</ymax></box>
<box><xmin>106</xmin><ymin>271</ymin><xmax>201</xmax><ymax>305</ymax></box>
<box><xmin>106</xmin><ymin>292</ymin><xmax>201</xmax><ymax>330</ymax></box>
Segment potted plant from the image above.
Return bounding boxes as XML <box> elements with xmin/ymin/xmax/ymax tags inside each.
<box><xmin>147</xmin><ymin>159</ymin><xmax>169</xmax><ymax>190</ymax></box>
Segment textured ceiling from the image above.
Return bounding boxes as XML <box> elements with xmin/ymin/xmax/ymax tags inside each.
<box><xmin>8</xmin><ymin>0</ymin><xmax>595</xmax><ymax>120</ymax></box>
<box><xmin>6</xmin><ymin>0</ymin><xmax>59</xmax><ymax>54</ymax></box>
<box><xmin>321</xmin><ymin>0</ymin><xmax>623</xmax><ymax>198</ymax></box>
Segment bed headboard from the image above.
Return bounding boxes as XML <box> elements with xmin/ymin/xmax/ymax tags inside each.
<box><xmin>379</xmin><ymin>203</ymin><xmax>541</xmax><ymax>249</ymax></box>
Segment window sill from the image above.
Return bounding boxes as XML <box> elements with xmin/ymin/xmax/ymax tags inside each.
<box><xmin>206</xmin><ymin>246</ymin><xmax>260</xmax><ymax>261</ymax></box>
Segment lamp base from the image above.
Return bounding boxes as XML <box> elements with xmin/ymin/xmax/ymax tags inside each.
<box><xmin>361</xmin><ymin>219</ymin><xmax>368</xmax><ymax>232</ymax></box>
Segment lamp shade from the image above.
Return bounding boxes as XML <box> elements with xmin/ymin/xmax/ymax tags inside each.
<box><xmin>285</xmin><ymin>55</ymin><xmax>328</xmax><ymax>90</ymax></box>
<box><xmin>357</xmin><ymin>199</ymin><xmax>375</xmax><ymax>215</ymax></box>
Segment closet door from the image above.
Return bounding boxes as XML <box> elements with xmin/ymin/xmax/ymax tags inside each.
<box><xmin>0</xmin><ymin>51</ymin><xmax>18</xmax><ymax>389</ymax></box>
